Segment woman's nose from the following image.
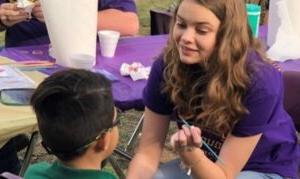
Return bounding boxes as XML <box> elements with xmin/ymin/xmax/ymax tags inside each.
<box><xmin>181</xmin><ymin>28</ymin><xmax>195</xmax><ymax>43</ymax></box>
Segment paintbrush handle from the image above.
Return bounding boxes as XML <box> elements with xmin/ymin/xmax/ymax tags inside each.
<box><xmin>180</xmin><ymin>118</ymin><xmax>225</xmax><ymax>164</ymax></box>
<box><xmin>202</xmin><ymin>141</ymin><xmax>224</xmax><ymax>164</ymax></box>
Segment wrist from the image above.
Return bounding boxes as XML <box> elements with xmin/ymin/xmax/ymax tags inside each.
<box><xmin>179</xmin><ymin>149</ymin><xmax>205</xmax><ymax>176</ymax></box>
<box><xmin>179</xmin><ymin>147</ymin><xmax>204</xmax><ymax>165</ymax></box>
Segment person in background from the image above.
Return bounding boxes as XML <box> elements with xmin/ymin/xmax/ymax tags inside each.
<box><xmin>25</xmin><ymin>69</ymin><xmax>119</xmax><ymax>179</ymax></box>
<box><xmin>0</xmin><ymin>0</ymin><xmax>139</xmax><ymax>47</ymax></box>
<box><xmin>127</xmin><ymin>0</ymin><xmax>298</xmax><ymax>178</ymax></box>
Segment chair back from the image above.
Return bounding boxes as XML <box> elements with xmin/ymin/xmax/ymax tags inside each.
<box><xmin>0</xmin><ymin>172</ymin><xmax>22</xmax><ymax>179</ymax></box>
<box><xmin>150</xmin><ymin>9</ymin><xmax>172</xmax><ymax>35</ymax></box>
<box><xmin>283</xmin><ymin>71</ymin><xmax>300</xmax><ymax>132</ymax></box>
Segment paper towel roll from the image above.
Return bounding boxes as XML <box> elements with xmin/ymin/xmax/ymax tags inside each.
<box><xmin>267</xmin><ymin>0</ymin><xmax>300</xmax><ymax>46</ymax></box>
<box><xmin>267</xmin><ymin>0</ymin><xmax>300</xmax><ymax>61</ymax></box>
<box><xmin>40</xmin><ymin>0</ymin><xmax>98</xmax><ymax>67</ymax></box>
<box><xmin>267</xmin><ymin>0</ymin><xmax>281</xmax><ymax>47</ymax></box>
<box><xmin>286</xmin><ymin>0</ymin><xmax>300</xmax><ymax>37</ymax></box>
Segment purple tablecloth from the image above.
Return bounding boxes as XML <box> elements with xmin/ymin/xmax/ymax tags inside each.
<box><xmin>0</xmin><ymin>35</ymin><xmax>168</xmax><ymax>111</ymax></box>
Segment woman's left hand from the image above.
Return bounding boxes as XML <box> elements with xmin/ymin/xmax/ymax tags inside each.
<box><xmin>32</xmin><ymin>1</ymin><xmax>44</xmax><ymax>22</ymax></box>
<box><xmin>170</xmin><ymin>125</ymin><xmax>202</xmax><ymax>153</ymax></box>
<box><xmin>271</xmin><ymin>61</ymin><xmax>281</xmax><ymax>72</ymax></box>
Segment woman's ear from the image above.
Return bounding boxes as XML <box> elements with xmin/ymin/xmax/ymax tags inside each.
<box><xmin>94</xmin><ymin>133</ymin><xmax>111</xmax><ymax>152</ymax></box>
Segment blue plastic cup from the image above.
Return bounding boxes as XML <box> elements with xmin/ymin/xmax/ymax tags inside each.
<box><xmin>246</xmin><ymin>3</ymin><xmax>261</xmax><ymax>38</ymax></box>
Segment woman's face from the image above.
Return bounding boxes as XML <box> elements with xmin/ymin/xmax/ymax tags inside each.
<box><xmin>173</xmin><ymin>0</ymin><xmax>220</xmax><ymax>65</ymax></box>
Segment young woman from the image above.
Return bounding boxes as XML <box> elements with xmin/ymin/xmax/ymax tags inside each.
<box><xmin>127</xmin><ymin>0</ymin><xmax>298</xmax><ymax>178</ymax></box>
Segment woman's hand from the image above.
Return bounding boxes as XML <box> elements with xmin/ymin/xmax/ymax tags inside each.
<box><xmin>271</xmin><ymin>61</ymin><xmax>281</xmax><ymax>71</ymax></box>
<box><xmin>0</xmin><ymin>3</ymin><xmax>29</xmax><ymax>27</ymax></box>
<box><xmin>170</xmin><ymin>125</ymin><xmax>205</xmax><ymax>177</ymax></box>
<box><xmin>170</xmin><ymin>125</ymin><xmax>202</xmax><ymax>153</ymax></box>
<box><xmin>32</xmin><ymin>1</ymin><xmax>44</xmax><ymax>22</ymax></box>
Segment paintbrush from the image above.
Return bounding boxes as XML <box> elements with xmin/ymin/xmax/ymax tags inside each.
<box><xmin>180</xmin><ymin>118</ymin><xmax>225</xmax><ymax>164</ymax></box>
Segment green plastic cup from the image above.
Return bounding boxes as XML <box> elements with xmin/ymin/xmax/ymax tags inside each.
<box><xmin>246</xmin><ymin>3</ymin><xmax>261</xmax><ymax>38</ymax></box>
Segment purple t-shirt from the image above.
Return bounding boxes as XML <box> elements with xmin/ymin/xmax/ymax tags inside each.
<box><xmin>143</xmin><ymin>56</ymin><xmax>299</xmax><ymax>178</ymax></box>
<box><xmin>0</xmin><ymin>0</ymin><xmax>137</xmax><ymax>47</ymax></box>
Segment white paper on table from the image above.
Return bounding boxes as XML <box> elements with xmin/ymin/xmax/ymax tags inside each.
<box><xmin>40</xmin><ymin>0</ymin><xmax>98</xmax><ymax>67</ymax></box>
<box><xmin>267</xmin><ymin>0</ymin><xmax>300</xmax><ymax>61</ymax></box>
<box><xmin>0</xmin><ymin>66</ymin><xmax>35</xmax><ymax>90</ymax></box>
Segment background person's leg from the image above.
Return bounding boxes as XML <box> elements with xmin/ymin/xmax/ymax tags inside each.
<box><xmin>0</xmin><ymin>141</ymin><xmax>21</xmax><ymax>174</ymax></box>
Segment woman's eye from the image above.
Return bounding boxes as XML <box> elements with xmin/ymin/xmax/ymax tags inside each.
<box><xmin>176</xmin><ymin>22</ymin><xmax>186</xmax><ymax>28</ymax></box>
<box><xmin>196</xmin><ymin>28</ymin><xmax>209</xmax><ymax>35</ymax></box>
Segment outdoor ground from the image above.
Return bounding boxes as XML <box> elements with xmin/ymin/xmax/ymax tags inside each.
<box><xmin>2</xmin><ymin>0</ymin><xmax>178</xmax><ymax>177</ymax></box>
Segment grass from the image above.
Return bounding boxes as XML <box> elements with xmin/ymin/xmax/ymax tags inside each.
<box><xmin>136</xmin><ymin>0</ymin><xmax>176</xmax><ymax>35</ymax></box>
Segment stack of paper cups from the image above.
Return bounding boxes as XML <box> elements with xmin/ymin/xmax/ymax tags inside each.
<box><xmin>70</xmin><ymin>54</ymin><xmax>95</xmax><ymax>70</ymax></box>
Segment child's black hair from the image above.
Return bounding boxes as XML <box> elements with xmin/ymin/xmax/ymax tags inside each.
<box><xmin>31</xmin><ymin>69</ymin><xmax>114</xmax><ymax>161</ymax></box>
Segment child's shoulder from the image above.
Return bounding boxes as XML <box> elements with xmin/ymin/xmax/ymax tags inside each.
<box><xmin>98</xmin><ymin>170</ymin><xmax>117</xmax><ymax>179</ymax></box>
<box><xmin>24</xmin><ymin>162</ymin><xmax>52</xmax><ymax>179</ymax></box>
<box><xmin>24</xmin><ymin>161</ymin><xmax>117</xmax><ymax>179</ymax></box>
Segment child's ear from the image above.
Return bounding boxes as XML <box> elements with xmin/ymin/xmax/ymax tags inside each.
<box><xmin>95</xmin><ymin>133</ymin><xmax>111</xmax><ymax>152</ymax></box>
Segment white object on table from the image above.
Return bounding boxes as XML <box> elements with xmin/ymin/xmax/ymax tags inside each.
<box><xmin>17</xmin><ymin>0</ymin><xmax>35</xmax><ymax>18</ymax></box>
<box><xmin>0</xmin><ymin>65</ymin><xmax>35</xmax><ymax>90</ymax></box>
<box><xmin>70</xmin><ymin>54</ymin><xmax>95</xmax><ymax>70</ymax></box>
<box><xmin>98</xmin><ymin>30</ymin><xmax>120</xmax><ymax>58</ymax></box>
<box><xmin>120</xmin><ymin>62</ymin><xmax>150</xmax><ymax>81</ymax></box>
<box><xmin>40</xmin><ymin>0</ymin><xmax>98</xmax><ymax>67</ymax></box>
<box><xmin>267</xmin><ymin>0</ymin><xmax>300</xmax><ymax>61</ymax></box>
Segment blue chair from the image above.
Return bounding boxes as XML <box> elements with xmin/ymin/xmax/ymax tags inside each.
<box><xmin>282</xmin><ymin>71</ymin><xmax>300</xmax><ymax>177</ymax></box>
<box><xmin>0</xmin><ymin>172</ymin><xmax>22</xmax><ymax>179</ymax></box>
<box><xmin>282</xmin><ymin>71</ymin><xmax>300</xmax><ymax>132</ymax></box>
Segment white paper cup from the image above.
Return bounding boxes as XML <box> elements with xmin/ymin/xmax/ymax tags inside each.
<box><xmin>98</xmin><ymin>30</ymin><xmax>120</xmax><ymax>58</ymax></box>
<box><xmin>70</xmin><ymin>54</ymin><xmax>95</xmax><ymax>70</ymax></box>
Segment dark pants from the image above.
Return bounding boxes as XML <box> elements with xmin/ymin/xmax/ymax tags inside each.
<box><xmin>0</xmin><ymin>140</ymin><xmax>21</xmax><ymax>174</ymax></box>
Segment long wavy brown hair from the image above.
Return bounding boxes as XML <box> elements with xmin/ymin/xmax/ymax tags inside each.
<box><xmin>163</xmin><ymin>0</ymin><xmax>268</xmax><ymax>136</ymax></box>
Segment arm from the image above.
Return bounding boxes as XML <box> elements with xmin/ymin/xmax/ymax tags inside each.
<box><xmin>171</xmin><ymin>126</ymin><xmax>262</xmax><ymax>179</ymax></box>
<box><xmin>127</xmin><ymin>107</ymin><xmax>170</xmax><ymax>179</ymax></box>
<box><xmin>97</xmin><ymin>8</ymin><xmax>139</xmax><ymax>36</ymax></box>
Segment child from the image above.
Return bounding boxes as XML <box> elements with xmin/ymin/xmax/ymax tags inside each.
<box><xmin>25</xmin><ymin>69</ymin><xmax>119</xmax><ymax>179</ymax></box>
